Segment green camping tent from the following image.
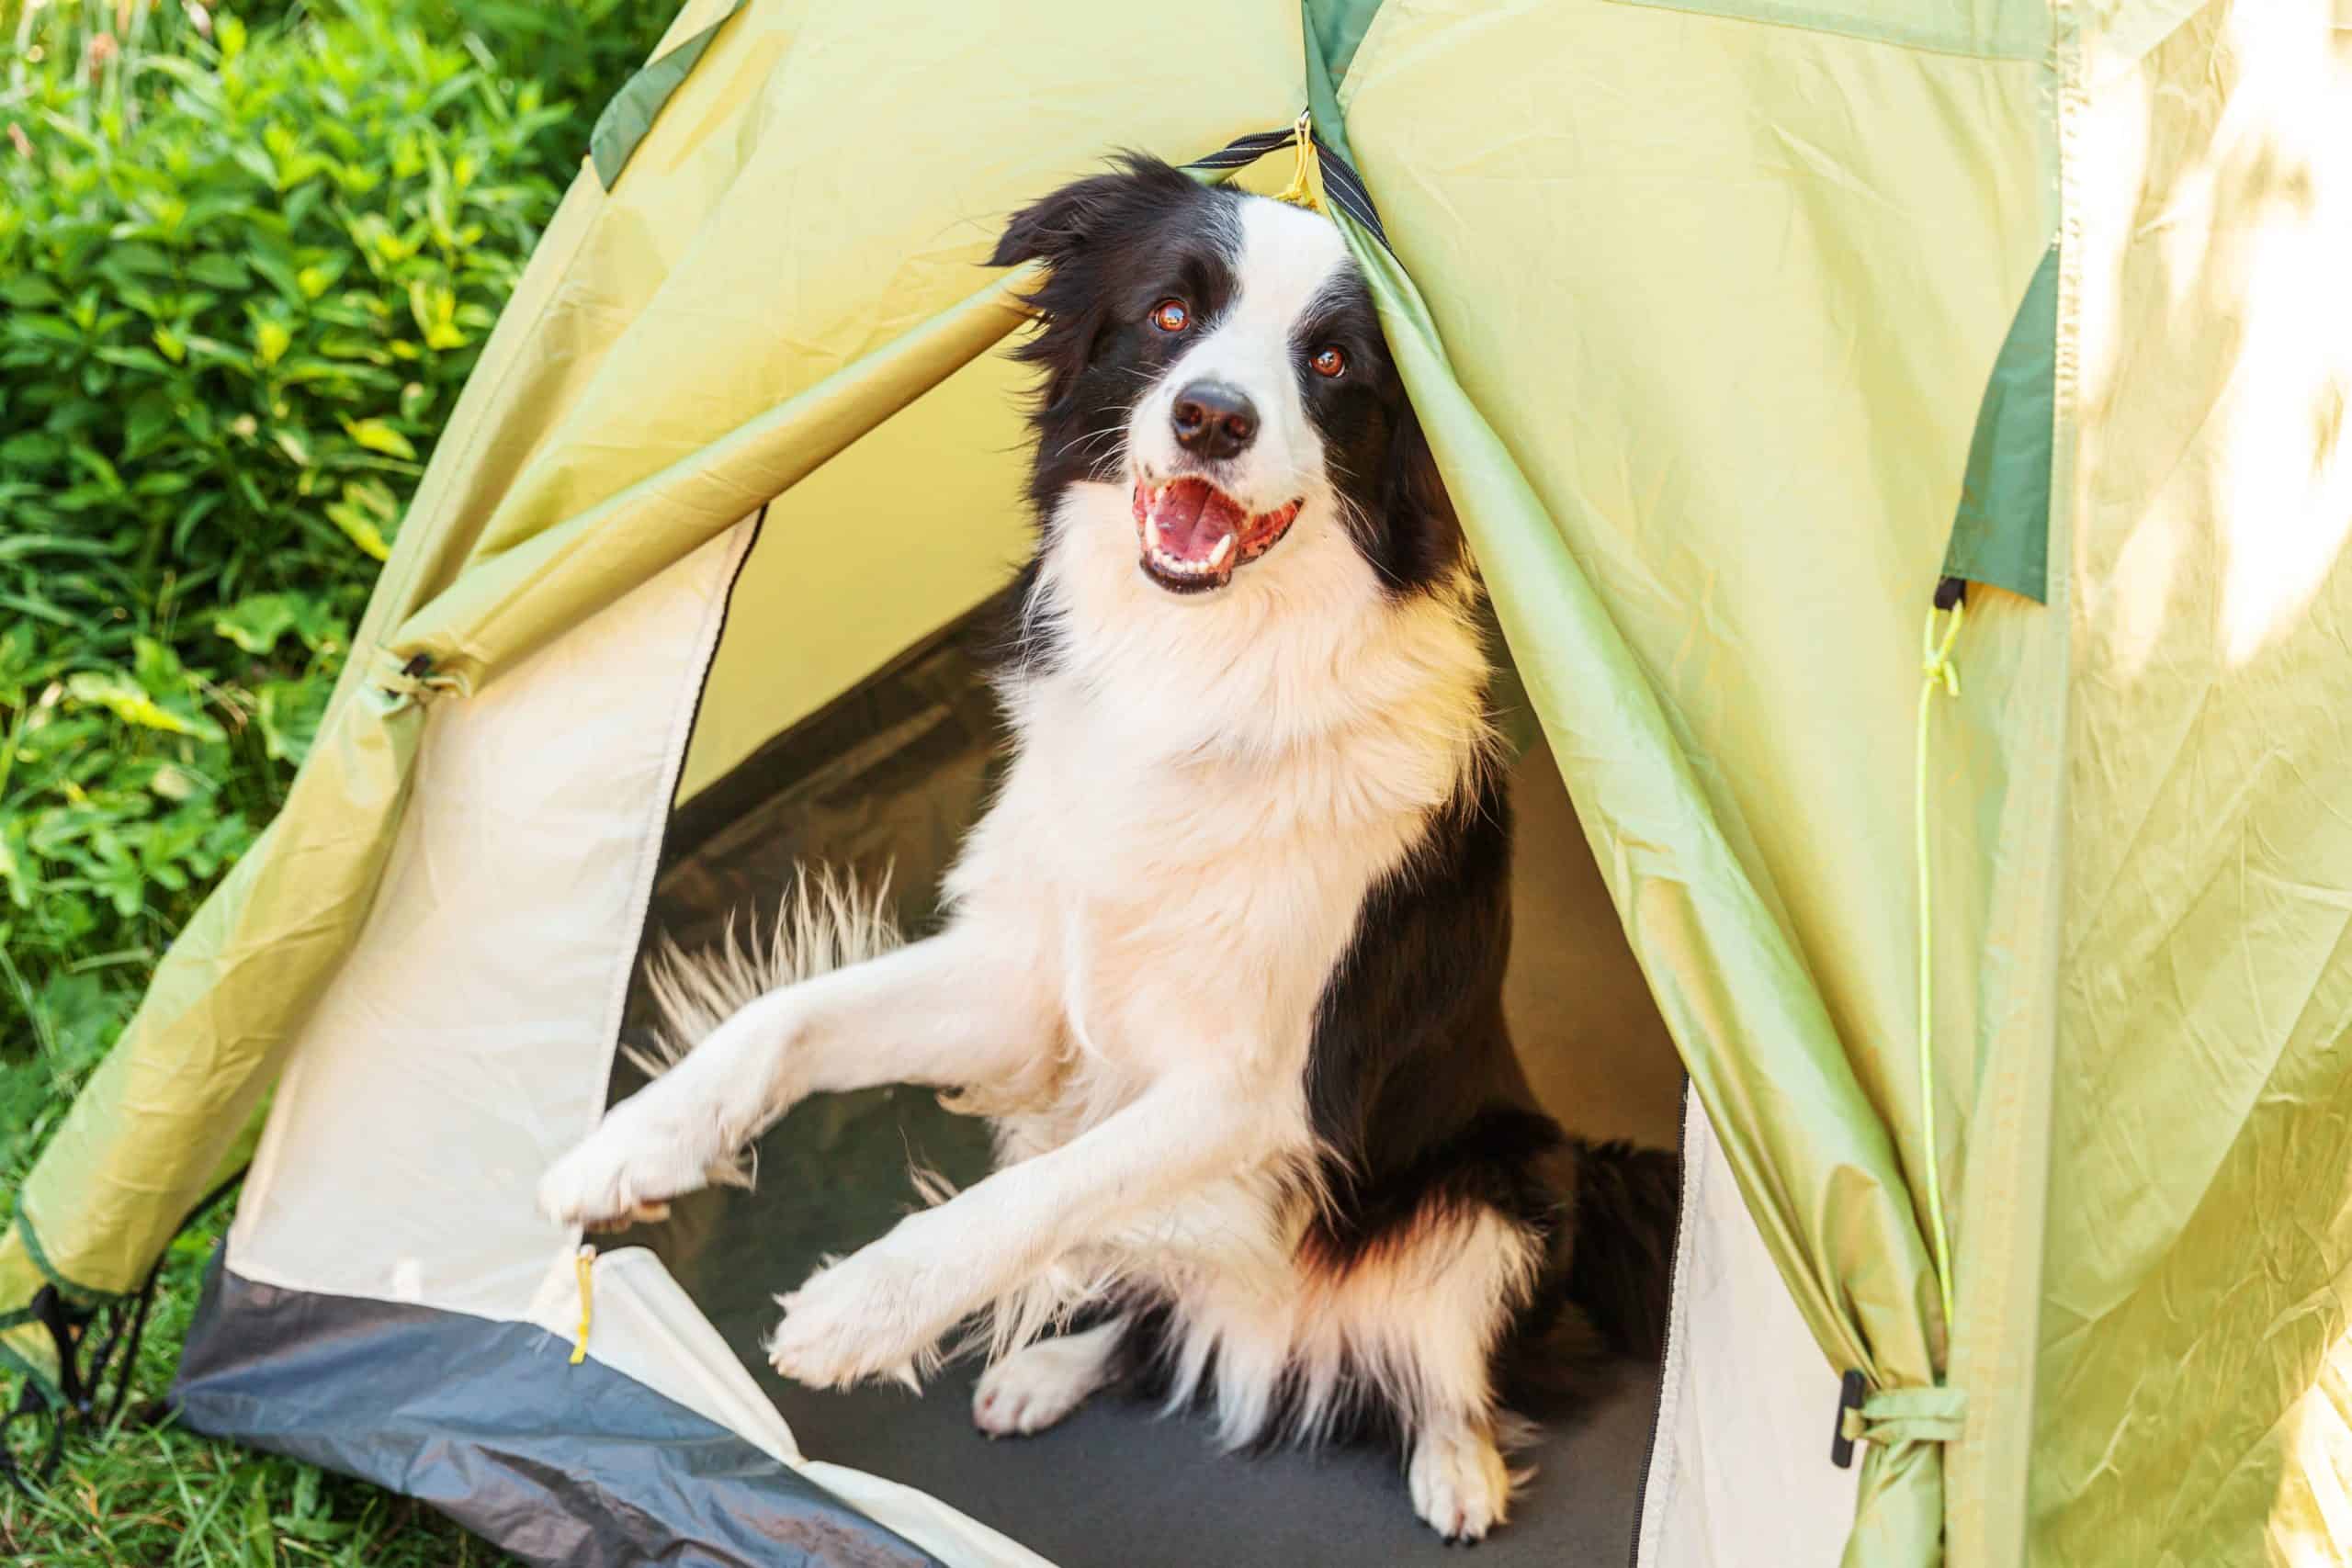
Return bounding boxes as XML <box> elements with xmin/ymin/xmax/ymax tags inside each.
<box><xmin>7</xmin><ymin>1</ymin><xmax>2349</xmax><ymax>1563</ymax></box>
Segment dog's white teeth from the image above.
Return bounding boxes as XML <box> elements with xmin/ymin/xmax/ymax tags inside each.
<box><xmin>1208</xmin><ymin>534</ymin><xmax>1235</xmax><ymax>568</ymax></box>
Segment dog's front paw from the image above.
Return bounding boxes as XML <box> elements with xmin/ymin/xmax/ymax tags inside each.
<box><xmin>537</xmin><ymin>1099</ymin><xmax>719</xmax><ymax>1233</ymax></box>
<box><xmin>766</xmin><ymin>1243</ymin><xmax>959</xmax><ymax>1392</ymax></box>
<box><xmin>1408</xmin><ymin>1422</ymin><xmax>1515</xmax><ymax>1543</ymax></box>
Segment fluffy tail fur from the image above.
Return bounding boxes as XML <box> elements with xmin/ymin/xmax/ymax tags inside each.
<box><xmin>1563</xmin><ymin>1137</ymin><xmax>1681</xmax><ymax>1363</ymax></box>
<box><xmin>631</xmin><ymin>863</ymin><xmax>899</xmax><ymax>1072</ymax></box>
<box><xmin>1498</xmin><ymin>1137</ymin><xmax>1680</xmax><ymax>1414</ymax></box>
<box><xmin>624</xmin><ymin>864</ymin><xmax>900</xmax><ymax>1188</ymax></box>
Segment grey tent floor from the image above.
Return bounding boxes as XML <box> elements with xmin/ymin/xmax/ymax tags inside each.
<box><xmin>766</xmin><ymin>1349</ymin><xmax>1658</xmax><ymax>1568</ymax></box>
<box><xmin>609</xmin><ymin>1087</ymin><xmax>1656</xmax><ymax>1568</ymax></box>
<box><xmin>617</xmin><ymin>600</ymin><xmax>1675</xmax><ymax>1564</ymax></box>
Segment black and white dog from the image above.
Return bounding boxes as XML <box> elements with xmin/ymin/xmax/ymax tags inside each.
<box><xmin>540</xmin><ymin>155</ymin><xmax>1678</xmax><ymax>1543</ymax></box>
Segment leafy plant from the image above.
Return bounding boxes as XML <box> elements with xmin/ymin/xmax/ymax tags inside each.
<box><xmin>0</xmin><ymin>0</ymin><xmax>676</xmax><ymax>1551</ymax></box>
<box><xmin>0</xmin><ymin>0</ymin><xmax>586</xmax><ymax>1053</ymax></box>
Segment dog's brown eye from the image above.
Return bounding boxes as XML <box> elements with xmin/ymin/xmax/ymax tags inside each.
<box><xmin>1311</xmin><ymin>344</ymin><xmax>1347</xmax><ymax>378</ymax></box>
<box><xmin>1151</xmin><ymin>299</ymin><xmax>1190</xmax><ymax>333</ymax></box>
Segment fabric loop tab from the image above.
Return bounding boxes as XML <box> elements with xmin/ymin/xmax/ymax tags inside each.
<box><xmin>569</xmin><ymin>1246</ymin><xmax>594</xmax><ymax>1367</ymax></box>
<box><xmin>1272</xmin><ymin>109</ymin><xmax>1324</xmax><ymax>213</ymax></box>
<box><xmin>1184</xmin><ymin>121</ymin><xmax>1391</xmax><ymax>253</ymax></box>
<box><xmin>370</xmin><ymin>648</ymin><xmax>465</xmax><ymax>712</ymax></box>
<box><xmin>1840</xmin><ymin>1385</ymin><xmax>1969</xmax><ymax>1450</ymax></box>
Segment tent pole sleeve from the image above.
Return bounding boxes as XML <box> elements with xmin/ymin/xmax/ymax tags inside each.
<box><xmin>1939</xmin><ymin>10</ymin><xmax>2076</xmax><ymax>1562</ymax></box>
<box><xmin>380</xmin><ymin>270</ymin><xmax>1036</xmax><ymax>700</ymax></box>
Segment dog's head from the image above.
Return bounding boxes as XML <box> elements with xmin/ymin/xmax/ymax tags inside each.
<box><xmin>990</xmin><ymin>155</ymin><xmax>1459</xmax><ymax>602</ymax></box>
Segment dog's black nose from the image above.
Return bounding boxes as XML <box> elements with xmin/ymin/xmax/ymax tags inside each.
<box><xmin>1170</xmin><ymin>381</ymin><xmax>1258</xmax><ymax>459</ymax></box>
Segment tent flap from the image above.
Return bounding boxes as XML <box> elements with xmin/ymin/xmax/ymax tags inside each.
<box><xmin>1941</xmin><ymin>243</ymin><xmax>2058</xmax><ymax>604</ymax></box>
<box><xmin>1339</xmin><ymin>212</ymin><xmax>1950</xmax><ymax>1567</ymax></box>
<box><xmin>589</xmin><ymin>0</ymin><xmax>747</xmax><ymax>188</ymax></box>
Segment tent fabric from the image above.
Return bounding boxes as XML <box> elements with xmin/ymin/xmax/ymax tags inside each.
<box><xmin>221</xmin><ymin>524</ymin><xmax>751</xmax><ymax>1320</ymax></box>
<box><xmin>10</xmin><ymin>2</ymin><xmax>2348</xmax><ymax>1565</ymax></box>
<box><xmin>2034</xmin><ymin>5</ymin><xmax>2352</xmax><ymax>1564</ymax></box>
<box><xmin>1639</xmin><ymin>1089</ymin><xmax>1863</xmax><ymax>1568</ymax></box>
<box><xmin>1604</xmin><ymin>0</ymin><xmax>2048</xmax><ymax>59</ymax></box>
<box><xmin>199</xmin><ymin>516</ymin><xmax>1065</xmax><ymax>1567</ymax></box>
<box><xmin>1344</xmin><ymin>217</ymin><xmax>1954</xmax><ymax>1563</ymax></box>
<box><xmin>589</xmin><ymin>0</ymin><xmax>748</xmax><ymax>187</ymax></box>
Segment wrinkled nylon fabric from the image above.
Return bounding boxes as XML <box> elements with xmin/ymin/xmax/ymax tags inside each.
<box><xmin>2035</xmin><ymin>5</ymin><xmax>2352</xmax><ymax>1565</ymax></box>
<box><xmin>1343</xmin><ymin>213</ymin><xmax>1953</xmax><ymax>1567</ymax></box>
<box><xmin>173</xmin><ymin>1265</ymin><xmax>954</xmax><ymax>1568</ymax></box>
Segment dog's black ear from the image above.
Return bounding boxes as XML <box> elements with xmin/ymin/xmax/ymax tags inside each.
<box><xmin>989</xmin><ymin>178</ymin><xmax>1114</xmax><ymax>269</ymax></box>
<box><xmin>989</xmin><ymin>153</ymin><xmax>1193</xmax><ymax>270</ymax></box>
<box><xmin>991</xmin><ymin>155</ymin><xmax>1194</xmax><ymax>417</ymax></box>
<box><xmin>1375</xmin><ymin>401</ymin><xmax>1465</xmax><ymax>588</ymax></box>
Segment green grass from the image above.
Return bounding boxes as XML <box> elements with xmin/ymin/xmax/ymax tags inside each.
<box><xmin>0</xmin><ymin>1209</ymin><xmax>518</xmax><ymax>1567</ymax></box>
<box><xmin>1</xmin><ymin>0</ymin><xmax>674</xmax><ymax>1560</ymax></box>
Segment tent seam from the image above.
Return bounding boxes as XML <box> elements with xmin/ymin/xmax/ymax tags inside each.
<box><xmin>564</xmin><ymin>517</ymin><xmax>762</xmax><ymax>1268</ymax></box>
<box><xmin>1632</xmin><ymin>1081</ymin><xmax>1706</xmax><ymax>1566</ymax></box>
<box><xmin>1944</xmin><ymin>9</ymin><xmax>2078</xmax><ymax>1564</ymax></box>
<box><xmin>1597</xmin><ymin>0</ymin><xmax>2045</xmax><ymax>62</ymax></box>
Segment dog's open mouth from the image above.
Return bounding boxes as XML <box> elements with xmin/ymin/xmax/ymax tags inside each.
<box><xmin>1132</xmin><ymin>477</ymin><xmax>1302</xmax><ymax>593</ymax></box>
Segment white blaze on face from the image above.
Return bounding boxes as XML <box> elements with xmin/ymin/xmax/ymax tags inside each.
<box><xmin>1129</xmin><ymin>196</ymin><xmax>1354</xmax><ymax>524</ymax></box>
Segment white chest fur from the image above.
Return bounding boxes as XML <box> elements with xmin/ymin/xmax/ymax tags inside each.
<box><xmin>944</xmin><ymin>482</ymin><xmax>1492</xmax><ymax>1146</ymax></box>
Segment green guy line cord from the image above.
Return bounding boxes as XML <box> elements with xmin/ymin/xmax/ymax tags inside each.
<box><xmin>1916</xmin><ymin>599</ymin><xmax>1965</xmax><ymax>1337</ymax></box>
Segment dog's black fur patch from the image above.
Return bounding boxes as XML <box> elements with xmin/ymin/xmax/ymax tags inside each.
<box><xmin>1283</xmin><ymin>269</ymin><xmax>1463</xmax><ymax>594</ymax></box>
<box><xmin>1301</xmin><ymin>755</ymin><xmax>1680</xmax><ymax>1399</ymax></box>
<box><xmin>1105</xmin><ymin>754</ymin><xmax>1680</xmax><ymax>1450</ymax></box>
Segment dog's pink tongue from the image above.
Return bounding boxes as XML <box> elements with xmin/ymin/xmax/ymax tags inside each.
<box><xmin>1148</xmin><ymin>478</ymin><xmax>1245</xmax><ymax>562</ymax></box>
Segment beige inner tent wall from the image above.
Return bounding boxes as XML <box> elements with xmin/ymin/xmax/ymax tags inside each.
<box><xmin>675</xmin><ymin>351</ymin><xmax>1035</xmax><ymax>803</ymax></box>
<box><xmin>222</xmin><ymin>522</ymin><xmax>1058</xmax><ymax>1568</ymax></box>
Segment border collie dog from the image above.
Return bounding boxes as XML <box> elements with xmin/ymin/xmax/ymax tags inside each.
<box><xmin>540</xmin><ymin>155</ymin><xmax>1677</xmax><ymax>1542</ymax></box>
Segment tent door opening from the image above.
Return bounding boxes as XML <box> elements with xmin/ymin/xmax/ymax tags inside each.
<box><xmin>596</xmin><ymin>501</ymin><xmax>1691</xmax><ymax>1564</ymax></box>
